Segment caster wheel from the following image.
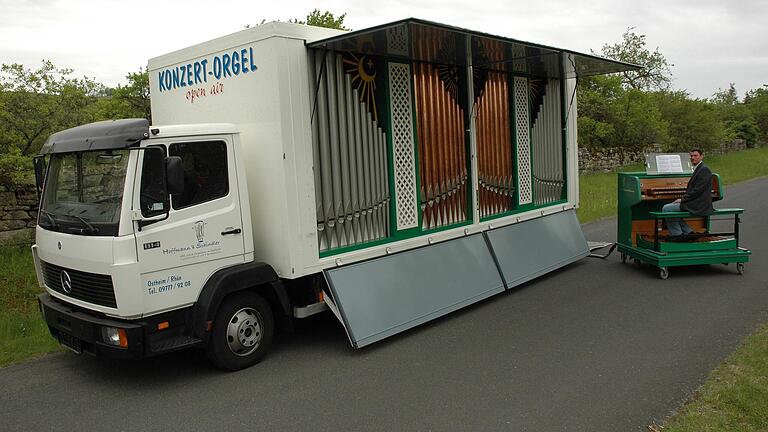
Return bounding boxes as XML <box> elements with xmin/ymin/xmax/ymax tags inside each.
<box><xmin>659</xmin><ymin>267</ymin><xmax>669</xmax><ymax>280</ymax></box>
<box><xmin>621</xmin><ymin>253</ymin><xmax>627</xmax><ymax>264</ymax></box>
<box><xmin>737</xmin><ymin>263</ymin><xmax>745</xmax><ymax>275</ymax></box>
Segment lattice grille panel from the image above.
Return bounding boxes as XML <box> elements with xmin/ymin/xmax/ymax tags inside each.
<box><xmin>514</xmin><ymin>77</ymin><xmax>532</xmax><ymax>205</ymax></box>
<box><xmin>386</xmin><ymin>27</ymin><xmax>409</xmax><ymax>56</ymax></box>
<box><xmin>388</xmin><ymin>62</ymin><xmax>419</xmax><ymax>230</ymax></box>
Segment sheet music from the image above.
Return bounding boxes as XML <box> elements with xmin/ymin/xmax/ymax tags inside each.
<box><xmin>655</xmin><ymin>154</ymin><xmax>684</xmax><ymax>173</ymax></box>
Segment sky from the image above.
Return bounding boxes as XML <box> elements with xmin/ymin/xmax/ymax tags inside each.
<box><xmin>1</xmin><ymin>0</ymin><xmax>765</xmax><ymax>99</ymax></box>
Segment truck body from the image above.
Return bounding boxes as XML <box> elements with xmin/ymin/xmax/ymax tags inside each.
<box><xmin>33</xmin><ymin>19</ymin><xmax>638</xmax><ymax>369</ymax></box>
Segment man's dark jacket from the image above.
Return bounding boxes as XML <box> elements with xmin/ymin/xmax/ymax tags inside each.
<box><xmin>680</xmin><ymin>162</ymin><xmax>714</xmax><ymax>216</ymax></box>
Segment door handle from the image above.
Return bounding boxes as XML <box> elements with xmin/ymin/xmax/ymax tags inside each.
<box><xmin>221</xmin><ymin>228</ymin><xmax>242</xmax><ymax>235</ymax></box>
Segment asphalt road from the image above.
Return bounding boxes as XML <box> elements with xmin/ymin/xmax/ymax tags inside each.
<box><xmin>2</xmin><ymin>176</ymin><xmax>766</xmax><ymax>432</ymax></box>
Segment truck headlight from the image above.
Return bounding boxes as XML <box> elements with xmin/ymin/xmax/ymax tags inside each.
<box><xmin>101</xmin><ymin>327</ymin><xmax>128</xmax><ymax>348</ymax></box>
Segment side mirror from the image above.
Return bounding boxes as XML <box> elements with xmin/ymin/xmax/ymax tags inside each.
<box><xmin>33</xmin><ymin>156</ymin><xmax>47</xmax><ymax>200</ymax></box>
<box><xmin>165</xmin><ymin>156</ymin><xmax>184</xmax><ymax>195</ymax></box>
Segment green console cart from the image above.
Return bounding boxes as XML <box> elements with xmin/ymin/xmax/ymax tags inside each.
<box><xmin>617</xmin><ymin>171</ymin><xmax>751</xmax><ymax>279</ymax></box>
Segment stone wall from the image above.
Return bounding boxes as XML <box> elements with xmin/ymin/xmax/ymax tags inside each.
<box><xmin>578</xmin><ymin>140</ymin><xmax>749</xmax><ymax>173</ymax></box>
<box><xmin>0</xmin><ymin>186</ymin><xmax>37</xmax><ymax>246</ymax></box>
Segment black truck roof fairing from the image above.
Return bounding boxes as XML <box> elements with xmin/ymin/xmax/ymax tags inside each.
<box><xmin>39</xmin><ymin>119</ymin><xmax>149</xmax><ymax>155</ymax></box>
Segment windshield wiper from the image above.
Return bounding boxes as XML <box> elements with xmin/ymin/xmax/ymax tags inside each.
<box><xmin>69</xmin><ymin>215</ymin><xmax>99</xmax><ymax>234</ymax></box>
<box><xmin>57</xmin><ymin>213</ymin><xmax>99</xmax><ymax>235</ymax></box>
<box><xmin>39</xmin><ymin>210</ymin><xmax>59</xmax><ymax>229</ymax></box>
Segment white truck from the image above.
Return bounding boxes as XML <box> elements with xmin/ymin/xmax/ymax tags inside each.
<box><xmin>33</xmin><ymin>19</ymin><xmax>637</xmax><ymax>370</ymax></box>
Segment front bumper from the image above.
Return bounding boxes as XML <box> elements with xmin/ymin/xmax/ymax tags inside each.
<box><xmin>39</xmin><ymin>293</ymin><xmax>144</xmax><ymax>358</ymax></box>
<box><xmin>38</xmin><ymin>293</ymin><xmax>200</xmax><ymax>359</ymax></box>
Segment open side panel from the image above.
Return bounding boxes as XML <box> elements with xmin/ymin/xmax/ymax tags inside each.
<box><xmin>485</xmin><ymin>209</ymin><xmax>588</xmax><ymax>288</ymax></box>
<box><xmin>323</xmin><ymin>234</ymin><xmax>504</xmax><ymax>348</ymax></box>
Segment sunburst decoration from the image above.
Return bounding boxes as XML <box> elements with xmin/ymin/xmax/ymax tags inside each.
<box><xmin>437</xmin><ymin>65</ymin><xmax>460</xmax><ymax>101</ymax></box>
<box><xmin>435</xmin><ymin>35</ymin><xmax>489</xmax><ymax>104</ymax></box>
<box><xmin>344</xmin><ymin>53</ymin><xmax>378</xmax><ymax>122</ymax></box>
<box><xmin>528</xmin><ymin>78</ymin><xmax>546</xmax><ymax>124</ymax></box>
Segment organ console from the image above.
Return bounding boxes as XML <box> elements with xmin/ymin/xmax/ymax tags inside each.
<box><xmin>616</xmin><ymin>170</ymin><xmax>750</xmax><ymax>279</ymax></box>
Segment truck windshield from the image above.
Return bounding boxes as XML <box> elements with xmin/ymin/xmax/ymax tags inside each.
<box><xmin>39</xmin><ymin>150</ymin><xmax>130</xmax><ymax>236</ymax></box>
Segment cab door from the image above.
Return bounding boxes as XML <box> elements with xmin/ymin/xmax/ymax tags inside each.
<box><xmin>133</xmin><ymin>136</ymin><xmax>246</xmax><ymax>315</ymax></box>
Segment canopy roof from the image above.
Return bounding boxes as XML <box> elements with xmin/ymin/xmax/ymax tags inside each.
<box><xmin>308</xmin><ymin>18</ymin><xmax>641</xmax><ymax>79</ymax></box>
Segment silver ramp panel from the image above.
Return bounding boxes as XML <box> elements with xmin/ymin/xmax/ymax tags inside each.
<box><xmin>323</xmin><ymin>234</ymin><xmax>505</xmax><ymax>348</ymax></box>
<box><xmin>485</xmin><ymin>210</ymin><xmax>589</xmax><ymax>288</ymax></box>
<box><xmin>323</xmin><ymin>209</ymin><xmax>588</xmax><ymax>348</ymax></box>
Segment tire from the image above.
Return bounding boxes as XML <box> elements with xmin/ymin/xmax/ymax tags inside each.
<box><xmin>737</xmin><ymin>263</ymin><xmax>745</xmax><ymax>275</ymax></box>
<box><xmin>206</xmin><ymin>291</ymin><xmax>274</xmax><ymax>371</ymax></box>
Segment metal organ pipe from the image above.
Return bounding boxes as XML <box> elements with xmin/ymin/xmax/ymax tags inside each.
<box><xmin>311</xmin><ymin>51</ymin><xmax>390</xmax><ymax>252</ymax></box>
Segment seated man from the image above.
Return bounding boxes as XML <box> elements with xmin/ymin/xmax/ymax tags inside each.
<box><xmin>662</xmin><ymin>148</ymin><xmax>714</xmax><ymax>236</ymax></box>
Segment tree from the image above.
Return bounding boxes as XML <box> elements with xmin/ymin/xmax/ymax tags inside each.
<box><xmin>653</xmin><ymin>91</ymin><xmax>726</xmax><ymax>151</ymax></box>
<box><xmin>710</xmin><ymin>83</ymin><xmax>739</xmax><ymax>105</ymax></box>
<box><xmin>289</xmin><ymin>10</ymin><xmax>349</xmax><ymax>30</ymax></box>
<box><xmin>0</xmin><ymin>60</ymin><xmax>105</xmax><ymax>155</ymax></box>
<box><xmin>97</xmin><ymin>69</ymin><xmax>151</xmax><ymax>122</ymax></box>
<box><xmin>744</xmin><ymin>86</ymin><xmax>768</xmax><ymax>143</ymax></box>
<box><xmin>577</xmin><ymin>74</ymin><xmax>669</xmax><ymax>152</ymax></box>
<box><xmin>600</xmin><ymin>28</ymin><xmax>673</xmax><ymax>91</ymax></box>
<box><xmin>709</xmin><ymin>83</ymin><xmax>761</xmax><ymax>147</ymax></box>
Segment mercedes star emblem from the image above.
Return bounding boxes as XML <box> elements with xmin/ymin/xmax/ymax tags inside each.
<box><xmin>60</xmin><ymin>270</ymin><xmax>72</xmax><ymax>294</ymax></box>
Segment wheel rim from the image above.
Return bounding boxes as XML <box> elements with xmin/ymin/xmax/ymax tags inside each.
<box><xmin>226</xmin><ymin>307</ymin><xmax>263</xmax><ymax>357</ymax></box>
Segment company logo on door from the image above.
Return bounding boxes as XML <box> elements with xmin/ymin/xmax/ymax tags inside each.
<box><xmin>161</xmin><ymin>220</ymin><xmax>222</xmax><ymax>260</ymax></box>
<box><xmin>194</xmin><ymin>220</ymin><xmax>206</xmax><ymax>245</ymax></box>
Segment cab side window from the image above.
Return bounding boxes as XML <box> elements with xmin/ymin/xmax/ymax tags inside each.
<box><xmin>140</xmin><ymin>146</ymin><xmax>169</xmax><ymax>217</ymax></box>
<box><xmin>169</xmin><ymin>141</ymin><xmax>229</xmax><ymax>209</ymax></box>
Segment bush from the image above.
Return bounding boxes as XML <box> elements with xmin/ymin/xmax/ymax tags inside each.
<box><xmin>0</xmin><ymin>148</ymin><xmax>33</xmax><ymax>188</ymax></box>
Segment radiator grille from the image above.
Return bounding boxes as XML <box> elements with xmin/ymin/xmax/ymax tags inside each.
<box><xmin>41</xmin><ymin>261</ymin><xmax>117</xmax><ymax>308</ymax></box>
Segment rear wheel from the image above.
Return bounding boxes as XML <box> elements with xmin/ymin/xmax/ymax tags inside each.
<box><xmin>206</xmin><ymin>292</ymin><xmax>274</xmax><ymax>371</ymax></box>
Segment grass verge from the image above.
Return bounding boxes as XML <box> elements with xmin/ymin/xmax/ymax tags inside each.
<box><xmin>663</xmin><ymin>323</ymin><xmax>768</xmax><ymax>431</ymax></box>
<box><xmin>577</xmin><ymin>145</ymin><xmax>768</xmax><ymax>224</ymax></box>
<box><xmin>0</xmin><ymin>245</ymin><xmax>61</xmax><ymax>367</ymax></box>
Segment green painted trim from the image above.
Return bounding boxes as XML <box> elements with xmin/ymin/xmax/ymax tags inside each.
<box><xmin>528</xmin><ymin>77</ymin><xmax>536</xmax><ymax>207</ymax></box>
<box><xmin>559</xmin><ymin>57</ymin><xmax>568</xmax><ymax>201</ymax></box>
<box><xmin>616</xmin><ymin>243</ymin><xmax>751</xmax><ymax>268</ymax></box>
<box><xmin>319</xmin><ymin>236</ymin><xmax>393</xmax><ymax>258</ymax></box>
<box><xmin>410</xmin><ymin>62</ymin><xmax>424</xmax><ymax>232</ymax></box>
<box><xmin>386</xmin><ymin>59</ymin><xmax>423</xmax><ymax>240</ymax></box>
<box><xmin>319</xmin><ymin>218</ymin><xmax>475</xmax><ymax>258</ymax></box>
<box><xmin>383</xmin><ymin>61</ymin><xmax>398</xmax><ymax>237</ymax></box>
<box><xmin>480</xmin><ymin>198</ymin><xmax>568</xmax><ymax>222</ymax></box>
<box><xmin>425</xmin><ymin>219</ymin><xmax>474</xmax><ymax>234</ymax></box>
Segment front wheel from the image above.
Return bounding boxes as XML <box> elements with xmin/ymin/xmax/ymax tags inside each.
<box><xmin>206</xmin><ymin>292</ymin><xmax>274</xmax><ymax>371</ymax></box>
